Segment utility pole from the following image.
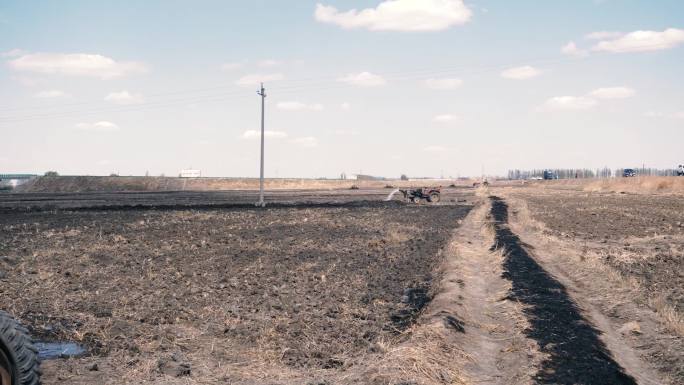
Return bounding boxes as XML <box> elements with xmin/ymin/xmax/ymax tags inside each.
<box><xmin>256</xmin><ymin>83</ymin><xmax>266</xmax><ymax>207</ymax></box>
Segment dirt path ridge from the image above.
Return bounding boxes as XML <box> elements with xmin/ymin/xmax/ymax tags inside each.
<box><xmin>489</xmin><ymin>196</ymin><xmax>638</xmax><ymax>384</ymax></box>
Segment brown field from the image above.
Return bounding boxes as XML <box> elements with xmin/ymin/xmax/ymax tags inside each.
<box><xmin>14</xmin><ymin>176</ymin><xmax>474</xmax><ymax>193</ymax></box>
<box><xmin>0</xmin><ymin>190</ymin><xmax>474</xmax><ymax>384</ymax></box>
<box><xmin>502</xmin><ymin>185</ymin><xmax>684</xmax><ymax>382</ymax></box>
<box><xmin>2</xmin><ymin>181</ymin><xmax>684</xmax><ymax>384</ymax></box>
<box><xmin>521</xmin><ymin>175</ymin><xmax>684</xmax><ymax>194</ymax></box>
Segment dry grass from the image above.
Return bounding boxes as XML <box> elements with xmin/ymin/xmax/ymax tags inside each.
<box><xmin>17</xmin><ymin>176</ymin><xmax>475</xmax><ymax>193</ymax></box>
<box><xmin>528</xmin><ymin>176</ymin><xmax>684</xmax><ymax>195</ymax></box>
<box><xmin>503</xmin><ymin>192</ymin><xmax>684</xmax><ymax>337</ymax></box>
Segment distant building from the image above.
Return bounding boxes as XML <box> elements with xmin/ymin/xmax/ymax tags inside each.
<box><xmin>353</xmin><ymin>174</ymin><xmax>385</xmax><ymax>181</ymax></box>
<box><xmin>0</xmin><ymin>174</ymin><xmax>38</xmax><ymax>189</ymax></box>
<box><xmin>179</xmin><ymin>169</ymin><xmax>201</xmax><ymax>178</ymax></box>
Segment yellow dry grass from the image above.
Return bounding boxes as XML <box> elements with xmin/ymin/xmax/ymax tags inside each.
<box><xmin>531</xmin><ymin>176</ymin><xmax>684</xmax><ymax>195</ymax></box>
<box><xmin>19</xmin><ymin>176</ymin><xmax>475</xmax><ymax>192</ymax></box>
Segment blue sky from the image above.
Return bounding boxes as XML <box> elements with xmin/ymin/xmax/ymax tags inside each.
<box><xmin>1</xmin><ymin>0</ymin><xmax>683</xmax><ymax>178</ymax></box>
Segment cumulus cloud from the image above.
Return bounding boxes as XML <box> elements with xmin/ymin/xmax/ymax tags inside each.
<box><xmin>337</xmin><ymin>72</ymin><xmax>386</xmax><ymax>87</ymax></box>
<box><xmin>276</xmin><ymin>101</ymin><xmax>324</xmax><ymax>111</ymax></box>
<box><xmin>235</xmin><ymin>73</ymin><xmax>284</xmax><ymax>86</ymax></box>
<box><xmin>592</xmin><ymin>28</ymin><xmax>684</xmax><ymax>53</ymax></box>
<box><xmin>423</xmin><ymin>145</ymin><xmax>448</xmax><ymax>152</ymax></box>
<box><xmin>432</xmin><ymin>114</ymin><xmax>458</xmax><ymax>123</ymax></box>
<box><xmin>542</xmin><ymin>85</ymin><xmax>636</xmax><ymax>111</ymax></box>
<box><xmin>561</xmin><ymin>41</ymin><xmax>588</xmax><ymax>57</ymax></box>
<box><xmin>8</xmin><ymin>52</ymin><xmax>146</xmax><ymax>79</ymax></box>
<box><xmin>257</xmin><ymin>59</ymin><xmax>281</xmax><ymax>68</ymax></box>
<box><xmin>585</xmin><ymin>31</ymin><xmax>623</xmax><ymax>40</ymax></box>
<box><xmin>588</xmin><ymin>87</ymin><xmax>635</xmax><ymax>99</ymax></box>
<box><xmin>221</xmin><ymin>61</ymin><xmax>247</xmax><ymax>71</ymax></box>
<box><xmin>290</xmin><ymin>136</ymin><xmax>319</xmax><ymax>148</ymax></box>
<box><xmin>104</xmin><ymin>90</ymin><xmax>145</xmax><ymax>105</ymax></box>
<box><xmin>75</xmin><ymin>121</ymin><xmax>120</xmax><ymax>132</ymax></box>
<box><xmin>242</xmin><ymin>130</ymin><xmax>288</xmax><ymax>139</ymax></box>
<box><xmin>500</xmin><ymin>65</ymin><xmax>540</xmax><ymax>80</ymax></box>
<box><xmin>1</xmin><ymin>48</ymin><xmax>26</xmax><ymax>58</ymax></box>
<box><xmin>34</xmin><ymin>90</ymin><xmax>68</xmax><ymax>98</ymax></box>
<box><xmin>542</xmin><ymin>96</ymin><xmax>597</xmax><ymax>110</ymax></box>
<box><xmin>424</xmin><ymin>77</ymin><xmax>463</xmax><ymax>89</ymax></box>
<box><xmin>314</xmin><ymin>0</ymin><xmax>472</xmax><ymax>32</ymax></box>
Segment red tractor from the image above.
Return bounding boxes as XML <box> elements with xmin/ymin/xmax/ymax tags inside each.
<box><xmin>400</xmin><ymin>187</ymin><xmax>441</xmax><ymax>203</ymax></box>
<box><xmin>0</xmin><ymin>311</ymin><xmax>40</xmax><ymax>385</ymax></box>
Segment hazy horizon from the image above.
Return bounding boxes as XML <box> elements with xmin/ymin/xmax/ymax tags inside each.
<box><xmin>1</xmin><ymin>1</ymin><xmax>683</xmax><ymax>178</ymax></box>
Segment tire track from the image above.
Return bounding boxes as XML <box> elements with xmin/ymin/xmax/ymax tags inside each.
<box><xmin>489</xmin><ymin>196</ymin><xmax>636</xmax><ymax>384</ymax></box>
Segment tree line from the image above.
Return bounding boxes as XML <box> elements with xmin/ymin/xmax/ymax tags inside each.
<box><xmin>507</xmin><ymin>167</ymin><xmax>680</xmax><ymax>180</ymax></box>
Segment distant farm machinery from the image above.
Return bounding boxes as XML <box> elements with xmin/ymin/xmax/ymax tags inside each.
<box><xmin>400</xmin><ymin>187</ymin><xmax>441</xmax><ymax>203</ymax></box>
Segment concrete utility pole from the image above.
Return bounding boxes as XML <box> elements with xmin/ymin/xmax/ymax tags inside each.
<box><xmin>257</xmin><ymin>83</ymin><xmax>266</xmax><ymax>207</ymax></box>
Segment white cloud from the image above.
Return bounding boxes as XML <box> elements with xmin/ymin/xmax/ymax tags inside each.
<box><xmin>424</xmin><ymin>77</ymin><xmax>463</xmax><ymax>89</ymax></box>
<box><xmin>34</xmin><ymin>90</ymin><xmax>68</xmax><ymax>98</ymax></box>
<box><xmin>338</xmin><ymin>71</ymin><xmax>386</xmax><ymax>87</ymax></box>
<box><xmin>235</xmin><ymin>73</ymin><xmax>284</xmax><ymax>86</ymax></box>
<box><xmin>500</xmin><ymin>65</ymin><xmax>540</xmax><ymax>80</ymax></box>
<box><xmin>241</xmin><ymin>130</ymin><xmax>288</xmax><ymax>139</ymax></box>
<box><xmin>314</xmin><ymin>0</ymin><xmax>472</xmax><ymax>32</ymax></box>
<box><xmin>290</xmin><ymin>136</ymin><xmax>319</xmax><ymax>148</ymax></box>
<box><xmin>276</xmin><ymin>101</ymin><xmax>324</xmax><ymax>111</ymax></box>
<box><xmin>221</xmin><ymin>61</ymin><xmax>247</xmax><ymax>71</ymax></box>
<box><xmin>585</xmin><ymin>31</ymin><xmax>623</xmax><ymax>40</ymax></box>
<box><xmin>104</xmin><ymin>90</ymin><xmax>145</xmax><ymax>105</ymax></box>
<box><xmin>1</xmin><ymin>48</ymin><xmax>26</xmax><ymax>58</ymax></box>
<box><xmin>432</xmin><ymin>114</ymin><xmax>458</xmax><ymax>123</ymax></box>
<box><xmin>257</xmin><ymin>59</ymin><xmax>280</xmax><ymax>68</ymax></box>
<box><xmin>588</xmin><ymin>87</ymin><xmax>635</xmax><ymax>99</ymax></box>
<box><xmin>340</xmin><ymin>102</ymin><xmax>351</xmax><ymax>110</ymax></box>
<box><xmin>591</xmin><ymin>28</ymin><xmax>684</xmax><ymax>53</ymax></box>
<box><xmin>8</xmin><ymin>52</ymin><xmax>146</xmax><ymax>79</ymax></box>
<box><xmin>543</xmin><ymin>96</ymin><xmax>597</xmax><ymax>110</ymax></box>
<box><xmin>423</xmin><ymin>145</ymin><xmax>448</xmax><ymax>152</ymax></box>
<box><xmin>561</xmin><ymin>41</ymin><xmax>588</xmax><ymax>57</ymax></box>
<box><xmin>76</xmin><ymin>121</ymin><xmax>120</xmax><ymax>132</ymax></box>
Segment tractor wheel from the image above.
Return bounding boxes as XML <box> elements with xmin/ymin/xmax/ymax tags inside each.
<box><xmin>428</xmin><ymin>193</ymin><xmax>441</xmax><ymax>203</ymax></box>
<box><xmin>0</xmin><ymin>311</ymin><xmax>40</xmax><ymax>385</ymax></box>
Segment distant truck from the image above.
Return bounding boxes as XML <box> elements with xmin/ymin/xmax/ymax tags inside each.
<box><xmin>542</xmin><ymin>170</ymin><xmax>557</xmax><ymax>180</ymax></box>
<box><xmin>623</xmin><ymin>169</ymin><xmax>637</xmax><ymax>177</ymax></box>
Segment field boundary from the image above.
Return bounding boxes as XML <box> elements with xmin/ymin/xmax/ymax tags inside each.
<box><xmin>502</xmin><ymin>193</ymin><xmax>679</xmax><ymax>384</ymax></box>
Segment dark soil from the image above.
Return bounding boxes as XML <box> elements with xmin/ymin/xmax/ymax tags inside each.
<box><xmin>0</xmin><ymin>198</ymin><xmax>472</xmax><ymax>384</ymax></box>
<box><xmin>490</xmin><ymin>196</ymin><xmax>636</xmax><ymax>385</ymax></box>
<box><xmin>518</xmin><ymin>191</ymin><xmax>684</xmax><ymax>320</ymax></box>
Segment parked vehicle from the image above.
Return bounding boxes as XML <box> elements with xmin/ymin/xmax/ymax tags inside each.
<box><xmin>623</xmin><ymin>169</ymin><xmax>637</xmax><ymax>177</ymax></box>
<box><xmin>400</xmin><ymin>187</ymin><xmax>441</xmax><ymax>203</ymax></box>
<box><xmin>542</xmin><ymin>170</ymin><xmax>557</xmax><ymax>180</ymax></box>
<box><xmin>0</xmin><ymin>311</ymin><xmax>40</xmax><ymax>385</ymax></box>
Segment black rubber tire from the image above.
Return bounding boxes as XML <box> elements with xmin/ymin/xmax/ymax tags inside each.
<box><xmin>428</xmin><ymin>193</ymin><xmax>441</xmax><ymax>203</ymax></box>
<box><xmin>0</xmin><ymin>311</ymin><xmax>41</xmax><ymax>385</ymax></box>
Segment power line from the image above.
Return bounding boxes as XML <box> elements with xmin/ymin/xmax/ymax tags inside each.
<box><xmin>0</xmin><ymin>42</ymin><xmax>677</xmax><ymax>123</ymax></box>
